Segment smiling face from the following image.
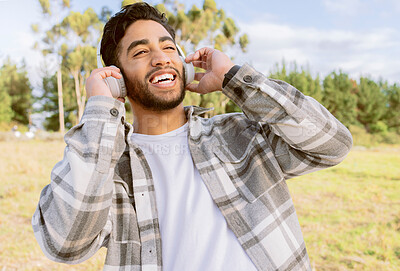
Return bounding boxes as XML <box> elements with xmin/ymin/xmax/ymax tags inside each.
<box><xmin>117</xmin><ymin>20</ymin><xmax>185</xmax><ymax>111</ymax></box>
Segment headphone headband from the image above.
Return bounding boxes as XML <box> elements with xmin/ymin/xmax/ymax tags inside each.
<box><xmin>97</xmin><ymin>41</ymin><xmax>103</xmax><ymax>68</ymax></box>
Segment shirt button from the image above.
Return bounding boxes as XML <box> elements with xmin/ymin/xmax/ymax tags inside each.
<box><xmin>110</xmin><ymin>108</ymin><xmax>119</xmax><ymax>117</ymax></box>
<box><xmin>234</xmin><ymin>87</ymin><xmax>243</xmax><ymax>96</ymax></box>
<box><xmin>243</xmin><ymin>75</ymin><xmax>253</xmax><ymax>83</ymax></box>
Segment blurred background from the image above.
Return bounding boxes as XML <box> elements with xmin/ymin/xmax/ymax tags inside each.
<box><xmin>0</xmin><ymin>0</ymin><xmax>399</xmax><ymax>270</ymax></box>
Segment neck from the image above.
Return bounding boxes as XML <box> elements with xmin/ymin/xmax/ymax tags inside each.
<box><xmin>129</xmin><ymin>101</ymin><xmax>187</xmax><ymax>135</ymax></box>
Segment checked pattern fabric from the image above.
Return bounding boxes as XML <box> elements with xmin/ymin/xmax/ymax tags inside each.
<box><xmin>32</xmin><ymin>63</ymin><xmax>352</xmax><ymax>270</ymax></box>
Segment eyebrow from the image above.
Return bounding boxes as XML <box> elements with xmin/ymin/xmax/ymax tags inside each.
<box><xmin>126</xmin><ymin>36</ymin><xmax>175</xmax><ymax>56</ymax></box>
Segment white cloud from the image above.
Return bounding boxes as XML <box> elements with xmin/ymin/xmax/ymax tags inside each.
<box><xmin>2</xmin><ymin>0</ymin><xmax>398</xmax><ymax>88</ymax></box>
<box><xmin>234</xmin><ymin>20</ymin><xmax>400</xmax><ymax>83</ymax></box>
<box><xmin>373</xmin><ymin>0</ymin><xmax>400</xmax><ymax>13</ymax></box>
<box><xmin>323</xmin><ymin>0</ymin><xmax>366</xmax><ymax>16</ymax></box>
<box><xmin>325</xmin><ymin>0</ymin><xmax>400</xmax><ymax>17</ymax></box>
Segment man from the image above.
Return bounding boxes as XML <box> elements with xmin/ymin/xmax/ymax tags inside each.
<box><xmin>32</xmin><ymin>2</ymin><xmax>352</xmax><ymax>271</ymax></box>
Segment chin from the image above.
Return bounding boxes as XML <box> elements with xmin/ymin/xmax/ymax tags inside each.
<box><xmin>128</xmin><ymin>84</ymin><xmax>185</xmax><ymax>112</ymax></box>
<box><xmin>126</xmin><ymin>70</ymin><xmax>186</xmax><ymax>111</ymax></box>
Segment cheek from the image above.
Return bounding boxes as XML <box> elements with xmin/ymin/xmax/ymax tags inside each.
<box><xmin>120</xmin><ymin>58</ymin><xmax>149</xmax><ymax>79</ymax></box>
<box><xmin>122</xmin><ymin>66</ymin><xmax>146</xmax><ymax>82</ymax></box>
<box><xmin>173</xmin><ymin>59</ymin><xmax>184</xmax><ymax>76</ymax></box>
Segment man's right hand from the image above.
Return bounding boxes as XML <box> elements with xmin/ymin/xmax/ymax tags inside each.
<box><xmin>86</xmin><ymin>66</ymin><xmax>125</xmax><ymax>103</ymax></box>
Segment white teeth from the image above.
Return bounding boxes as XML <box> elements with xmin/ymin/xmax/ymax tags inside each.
<box><xmin>151</xmin><ymin>73</ymin><xmax>174</xmax><ymax>84</ymax></box>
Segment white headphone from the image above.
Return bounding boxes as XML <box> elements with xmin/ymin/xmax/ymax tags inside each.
<box><xmin>96</xmin><ymin>41</ymin><xmax>195</xmax><ymax>98</ymax></box>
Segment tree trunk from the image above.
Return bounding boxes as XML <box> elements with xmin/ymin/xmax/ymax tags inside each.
<box><xmin>73</xmin><ymin>70</ymin><xmax>84</xmax><ymax>121</ymax></box>
<box><xmin>80</xmin><ymin>73</ymin><xmax>86</xmax><ymax>120</ymax></box>
<box><xmin>57</xmin><ymin>67</ymin><xmax>65</xmax><ymax>134</ymax></box>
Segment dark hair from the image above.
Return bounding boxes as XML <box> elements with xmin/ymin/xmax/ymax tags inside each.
<box><xmin>100</xmin><ymin>2</ymin><xmax>176</xmax><ymax>66</ymax></box>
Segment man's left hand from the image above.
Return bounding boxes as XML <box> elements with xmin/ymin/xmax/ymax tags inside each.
<box><xmin>185</xmin><ymin>47</ymin><xmax>234</xmax><ymax>94</ymax></box>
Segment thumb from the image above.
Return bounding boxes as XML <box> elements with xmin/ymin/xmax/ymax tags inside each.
<box><xmin>185</xmin><ymin>83</ymin><xmax>201</xmax><ymax>94</ymax></box>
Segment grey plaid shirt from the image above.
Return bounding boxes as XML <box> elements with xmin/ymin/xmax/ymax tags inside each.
<box><xmin>32</xmin><ymin>63</ymin><xmax>352</xmax><ymax>271</ymax></box>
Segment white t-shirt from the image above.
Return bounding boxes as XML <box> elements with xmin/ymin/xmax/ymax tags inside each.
<box><xmin>131</xmin><ymin>123</ymin><xmax>257</xmax><ymax>271</ymax></box>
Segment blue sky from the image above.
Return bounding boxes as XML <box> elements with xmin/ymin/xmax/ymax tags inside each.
<box><xmin>0</xmin><ymin>0</ymin><xmax>399</xmax><ymax>86</ymax></box>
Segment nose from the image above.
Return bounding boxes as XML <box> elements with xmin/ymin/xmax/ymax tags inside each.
<box><xmin>151</xmin><ymin>50</ymin><xmax>171</xmax><ymax>67</ymax></box>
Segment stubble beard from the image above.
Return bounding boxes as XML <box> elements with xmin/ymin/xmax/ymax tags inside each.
<box><xmin>124</xmin><ymin>66</ymin><xmax>186</xmax><ymax>112</ymax></box>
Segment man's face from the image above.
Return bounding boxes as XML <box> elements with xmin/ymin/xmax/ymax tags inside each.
<box><xmin>118</xmin><ymin>20</ymin><xmax>185</xmax><ymax>111</ymax></box>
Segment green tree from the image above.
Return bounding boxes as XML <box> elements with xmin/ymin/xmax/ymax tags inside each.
<box><xmin>32</xmin><ymin>0</ymin><xmax>71</xmax><ymax>133</ymax></box>
<box><xmin>35</xmin><ymin>65</ymin><xmax>77</xmax><ymax>131</ymax></box>
<box><xmin>270</xmin><ymin>60</ymin><xmax>323</xmax><ymax>102</ymax></box>
<box><xmin>383</xmin><ymin>83</ymin><xmax>400</xmax><ymax>133</ymax></box>
<box><xmin>0</xmin><ymin>74</ymin><xmax>14</xmax><ymax>124</ymax></box>
<box><xmin>322</xmin><ymin>71</ymin><xmax>357</xmax><ymax>128</ymax></box>
<box><xmin>308</xmin><ymin>74</ymin><xmax>323</xmax><ymax>102</ymax></box>
<box><xmin>122</xmin><ymin>0</ymin><xmax>142</xmax><ymax>6</ymax></box>
<box><xmin>34</xmin><ymin>2</ymin><xmax>102</xmax><ymax>128</ymax></box>
<box><xmin>269</xmin><ymin>59</ymin><xmax>288</xmax><ymax>81</ymax></box>
<box><xmin>356</xmin><ymin>77</ymin><xmax>388</xmax><ymax>133</ymax></box>
<box><xmin>62</xmin><ymin>8</ymin><xmax>101</xmax><ymax>120</ymax></box>
<box><xmin>0</xmin><ymin>59</ymin><xmax>33</xmax><ymax>125</ymax></box>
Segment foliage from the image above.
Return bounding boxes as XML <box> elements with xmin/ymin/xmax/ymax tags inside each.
<box><xmin>62</xmin><ymin>8</ymin><xmax>101</xmax><ymax>43</ymax></box>
<box><xmin>0</xmin><ymin>79</ymin><xmax>14</xmax><ymax>124</ymax></box>
<box><xmin>64</xmin><ymin>8</ymin><xmax>101</xmax><ymax>120</ymax></box>
<box><xmin>322</xmin><ymin>71</ymin><xmax>358</xmax><ymax>128</ymax></box>
<box><xmin>38</xmin><ymin>0</ymin><xmax>69</xmax><ymax>15</ymax></box>
<box><xmin>268</xmin><ymin>61</ymin><xmax>400</xmax><ymax>144</ymax></box>
<box><xmin>34</xmin><ymin>66</ymin><xmax>77</xmax><ymax>131</ymax></box>
<box><xmin>0</xmin><ymin>59</ymin><xmax>33</xmax><ymax>125</ymax></box>
<box><xmin>122</xmin><ymin>0</ymin><xmax>142</xmax><ymax>6</ymax></box>
<box><xmin>356</xmin><ymin>77</ymin><xmax>387</xmax><ymax>133</ymax></box>
<box><xmin>383</xmin><ymin>82</ymin><xmax>400</xmax><ymax>133</ymax></box>
<box><xmin>60</xmin><ymin>6</ymin><xmax>103</xmax><ymax>122</ymax></box>
<box><xmin>2</xmin><ymin>0</ymin><xmax>400</xmax><ymax>145</ymax></box>
<box><xmin>32</xmin><ymin>0</ymin><xmax>73</xmax><ymax>133</ymax></box>
<box><xmin>33</xmin><ymin>0</ymin><xmax>103</xmax><ymax>129</ymax></box>
<box><xmin>270</xmin><ymin>60</ymin><xmax>323</xmax><ymax>102</ymax></box>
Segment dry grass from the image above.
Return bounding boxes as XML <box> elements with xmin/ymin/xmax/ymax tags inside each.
<box><xmin>0</xmin><ymin>141</ymin><xmax>399</xmax><ymax>270</ymax></box>
<box><xmin>289</xmin><ymin>145</ymin><xmax>400</xmax><ymax>270</ymax></box>
<box><xmin>0</xmin><ymin>141</ymin><xmax>105</xmax><ymax>270</ymax></box>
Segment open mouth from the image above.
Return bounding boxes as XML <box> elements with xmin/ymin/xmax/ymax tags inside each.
<box><xmin>149</xmin><ymin>72</ymin><xmax>177</xmax><ymax>85</ymax></box>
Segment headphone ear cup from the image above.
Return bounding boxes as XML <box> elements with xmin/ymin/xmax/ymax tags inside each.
<box><xmin>101</xmin><ymin>65</ymin><xmax>126</xmax><ymax>98</ymax></box>
<box><xmin>103</xmin><ymin>76</ymin><xmax>127</xmax><ymax>98</ymax></box>
<box><xmin>97</xmin><ymin>42</ymin><xmax>127</xmax><ymax>98</ymax></box>
<box><xmin>180</xmin><ymin>56</ymin><xmax>195</xmax><ymax>85</ymax></box>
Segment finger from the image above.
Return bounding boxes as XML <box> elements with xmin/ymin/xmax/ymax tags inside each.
<box><xmin>194</xmin><ymin>72</ymin><xmax>205</xmax><ymax>82</ymax></box>
<box><xmin>97</xmin><ymin>69</ymin><xmax>123</xmax><ymax>80</ymax></box>
<box><xmin>107</xmin><ymin>65</ymin><xmax>121</xmax><ymax>71</ymax></box>
<box><xmin>117</xmin><ymin>97</ymin><xmax>126</xmax><ymax>103</ymax></box>
<box><xmin>97</xmin><ymin>66</ymin><xmax>121</xmax><ymax>73</ymax></box>
<box><xmin>191</xmin><ymin>61</ymin><xmax>206</xmax><ymax>69</ymax></box>
<box><xmin>185</xmin><ymin>82</ymin><xmax>200</xmax><ymax>93</ymax></box>
<box><xmin>186</xmin><ymin>47</ymin><xmax>214</xmax><ymax>63</ymax></box>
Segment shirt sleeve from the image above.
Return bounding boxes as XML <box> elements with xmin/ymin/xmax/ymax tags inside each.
<box><xmin>32</xmin><ymin>95</ymin><xmax>127</xmax><ymax>264</ymax></box>
<box><xmin>222</xmin><ymin>63</ymin><xmax>353</xmax><ymax>178</ymax></box>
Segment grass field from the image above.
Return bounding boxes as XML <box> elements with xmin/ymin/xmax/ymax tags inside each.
<box><xmin>0</xmin><ymin>140</ymin><xmax>399</xmax><ymax>270</ymax></box>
